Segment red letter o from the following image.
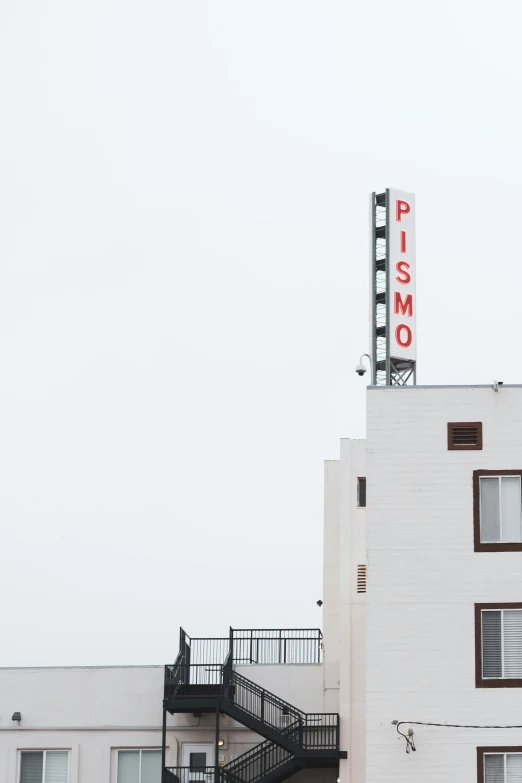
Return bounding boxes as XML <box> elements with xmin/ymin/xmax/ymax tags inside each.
<box><xmin>395</xmin><ymin>324</ymin><xmax>412</xmax><ymax>348</ymax></box>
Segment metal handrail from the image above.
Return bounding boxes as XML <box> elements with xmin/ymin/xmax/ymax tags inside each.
<box><xmin>165</xmin><ymin>767</ymin><xmax>215</xmax><ymax>782</ymax></box>
<box><xmin>222</xmin><ymin>668</ymin><xmax>339</xmax><ymax>750</ymax></box>
<box><xmin>165</xmin><ymin>650</ymin><xmax>186</xmax><ymax>700</ymax></box>
<box><xmin>232</xmin><ymin>629</ymin><xmax>322</xmax><ymax>665</ymax></box>
<box><xmin>221</xmin><ymin>736</ymin><xmax>296</xmax><ymax>783</ymax></box>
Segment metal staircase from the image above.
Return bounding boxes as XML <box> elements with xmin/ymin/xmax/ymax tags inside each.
<box><xmin>162</xmin><ymin>628</ymin><xmax>342</xmax><ymax>783</ymax></box>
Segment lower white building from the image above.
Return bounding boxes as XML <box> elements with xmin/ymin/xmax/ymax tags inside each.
<box><xmin>0</xmin><ymin>632</ymin><xmax>339</xmax><ymax>783</ymax></box>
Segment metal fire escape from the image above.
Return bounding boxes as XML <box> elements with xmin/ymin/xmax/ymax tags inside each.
<box><xmin>162</xmin><ymin>628</ymin><xmax>343</xmax><ymax>783</ymax></box>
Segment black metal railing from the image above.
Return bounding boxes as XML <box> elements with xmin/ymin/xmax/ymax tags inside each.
<box><xmin>191</xmin><ymin>637</ymin><xmax>231</xmax><ymax>667</ymax></box>
<box><xmin>168</xmin><ymin>628</ymin><xmax>322</xmax><ymax>677</ymax></box>
<box><xmin>222</xmin><ymin>668</ymin><xmax>339</xmax><ymax>751</ymax></box>
<box><xmin>165</xmin><ymin>660</ymin><xmax>339</xmax><ymax>752</ymax></box>
<box><xmin>232</xmin><ymin>629</ymin><xmax>322</xmax><ymax>665</ymax></box>
<box><xmin>165</xmin><ymin>767</ymin><xmax>216</xmax><ymax>782</ymax></box>
<box><xmin>164</xmin><ymin>651</ymin><xmax>186</xmax><ymax>700</ymax></box>
<box><xmin>221</xmin><ymin>737</ymin><xmax>296</xmax><ymax>783</ymax></box>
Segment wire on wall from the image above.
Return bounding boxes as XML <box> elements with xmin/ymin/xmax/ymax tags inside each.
<box><xmin>392</xmin><ymin>719</ymin><xmax>522</xmax><ymax>754</ymax></box>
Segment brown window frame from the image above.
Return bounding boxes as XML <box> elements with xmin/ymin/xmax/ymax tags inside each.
<box><xmin>475</xmin><ymin>603</ymin><xmax>522</xmax><ymax>688</ymax></box>
<box><xmin>473</xmin><ymin>470</ymin><xmax>522</xmax><ymax>552</ymax></box>
<box><xmin>448</xmin><ymin>421</ymin><xmax>483</xmax><ymax>450</ymax></box>
<box><xmin>477</xmin><ymin>746</ymin><xmax>522</xmax><ymax>782</ymax></box>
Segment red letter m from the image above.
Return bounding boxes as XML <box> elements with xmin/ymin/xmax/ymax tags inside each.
<box><xmin>394</xmin><ymin>291</ymin><xmax>413</xmax><ymax>316</ymax></box>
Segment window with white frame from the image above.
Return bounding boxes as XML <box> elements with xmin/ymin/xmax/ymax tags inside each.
<box><xmin>480</xmin><ymin>476</ymin><xmax>522</xmax><ymax>543</ymax></box>
<box><xmin>482</xmin><ymin>609</ymin><xmax>522</xmax><ymax>680</ymax></box>
<box><xmin>20</xmin><ymin>751</ymin><xmax>69</xmax><ymax>783</ymax></box>
<box><xmin>483</xmin><ymin>752</ymin><xmax>522</xmax><ymax>782</ymax></box>
<box><xmin>117</xmin><ymin>750</ymin><xmax>161</xmax><ymax>783</ymax></box>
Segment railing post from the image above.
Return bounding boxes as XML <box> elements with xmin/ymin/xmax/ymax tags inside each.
<box><xmin>260</xmin><ymin>691</ymin><xmax>264</xmax><ymax>724</ymax></box>
<box><xmin>215</xmin><ymin>705</ymin><xmax>220</xmax><ymax>783</ymax></box>
<box><xmin>229</xmin><ymin>626</ymin><xmax>234</xmax><ymax>668</ymax></box>
<box><xmin>161</xmin><ymin>698</ymin><xmax>167</xmax><ymax>782</ymax></box>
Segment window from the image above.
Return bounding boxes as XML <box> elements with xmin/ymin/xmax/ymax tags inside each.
<box><xmin>117</xmin><ymin>750</ymin><xmax>161</xmax><ymax>783</ymax></box>
<box><xmin>357</xmin><ymin>477</ymin><xmax>366</xmax><ymax>508</ymax></box>
<box><xmin>20</xmin><ymin>751</ymin><xmax>69</xmax><ymax>783</ymax></box>
<box><xmin>477</xmin><ymin>748</ymin><xmax>522</xmax><ymax>783</ymax></box>
<box><xmin>473</xmin><ymin>471</ymin><xmax>522</xmax><ymax>552</ymax></box>
<box><xmin>190</xmin><ymin>753</ymin><xmax>207</xmax><ymax>770</ymax></box>
<box><xmin>448</xmin><ymin>421</ymin><xmax>482</xmax><ymax>450</ymax></box>
<box><xmin>475</xmin><ymin>604</ymin><xmax>522</xmax><ymax>687</ymax></box>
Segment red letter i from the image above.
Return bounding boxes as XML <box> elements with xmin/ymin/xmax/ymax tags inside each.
<box><xmin>400</xmin><ymin>231</ymin><xmax>406</xmax><ymax>253</ymax></box>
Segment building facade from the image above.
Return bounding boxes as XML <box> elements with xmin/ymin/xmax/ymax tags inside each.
<box><xmin>324</xmin><ymin>384</ymin><xmax>522</xmax><ymax>783</ymax></box>
<box><xmin>365</xmin><ymin>384</ymin><xmax>522</xmax><ymax>783</ymax></box>
<box><xmin>0</xmin><ymin>633</ymin><xmax>339</xmax><ymax>783</ymax></box>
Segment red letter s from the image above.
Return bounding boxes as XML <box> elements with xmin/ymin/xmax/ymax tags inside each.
<box><xmin>396</xmin><ymin>261</ymin><xmax>411</xmax><ymax>284</ymax></box>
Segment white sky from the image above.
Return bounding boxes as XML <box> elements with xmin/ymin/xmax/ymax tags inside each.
<box><xmin>0</xmin><ymin>0</ymin><xmax>520</xmax><ymax>665</ymax></box>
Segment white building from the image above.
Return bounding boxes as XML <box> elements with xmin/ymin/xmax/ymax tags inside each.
<box><xmin>4</xmin><ymin>384</ymin><xmax>521</xmax><ymax>783</ymax></box>
<box><xmin>324</xmin><ymin>383</ymin><xmax>522</xmax><ymax>783</ymax></box>
<box><xmin>0</xmin><ymin>634</ymin><xmax>338</xmax><ymax>783</ymax></box>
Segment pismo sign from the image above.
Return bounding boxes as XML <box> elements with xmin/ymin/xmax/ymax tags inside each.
<box><xmin>388</xmin><ymin>189</ymin><xmax>416</xmax><ymax>361</ymax></box>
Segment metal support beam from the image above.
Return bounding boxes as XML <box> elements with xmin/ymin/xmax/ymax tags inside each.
<box><xmin>215</xmin><ymin>705</ymin><xmax>220</xmax><ymax>782</ymax></box>
<box><xmin>161</xmin><ymin>698</ymin><xmax>167</xmax><ymax>783</ymax></box>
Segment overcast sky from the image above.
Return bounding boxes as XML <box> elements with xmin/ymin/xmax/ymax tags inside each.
<box><xmin>0</xmin><ymin>1</ymin><xmax>520</xmax><ymax>665</ymax></box>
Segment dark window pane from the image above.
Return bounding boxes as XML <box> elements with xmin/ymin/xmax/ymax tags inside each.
<box><xmin>482</xmin><ymin>611</ymin><xmax>502</xmax><ymax>679</ymax></box>
<box><xmin>190</xmin><ymin>753</ymin><xmax>207</xmax><ymax>770</ymax></box>
<box><xmin>358</xmin><ymin>478</ymin><xmax>366</xmax><ymax>508</ymax></box>
<box><xmin>20</xmin><ymin>752</ymin><xmax>43</xmax><ymax>783</ymax></box>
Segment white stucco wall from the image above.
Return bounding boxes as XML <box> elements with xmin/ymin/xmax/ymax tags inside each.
<box><xmin>366</xmin><ymin>385</ymin><xmax>522</xmax><ymax>782</ymax></box>
<box><xmin>323</xmin><ymin>459</ymin><xmax>341</xmax><ymax>715</ymax></box>
<box><xmin>339</xmin><ymin>439</ymin><xmax>366</xmax><ymax>783</ymax></box>
<box><xmin>0</xmin><ymin>662</ymin><xmax>331</xmax><ymax>781</ymax></box>
<box><xmin>235</xmin><ymin>664</ymin><xmax>324</xmax><ymax>713</ymax></box>
<box><xmin>322</xmin><ymin>442</ymin><xmax>366</xmax><ymax>783</ymax></box>
<box><xmin>0</xmin><ymin>665</ymin><xmax>267</xmax><ymax>782</ymax></box>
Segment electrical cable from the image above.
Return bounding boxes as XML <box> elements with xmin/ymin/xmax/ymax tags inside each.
<box><xmin>393</xmin><ymin>720</ymin><xmax>522</xmax><ymax>754</ymax></box>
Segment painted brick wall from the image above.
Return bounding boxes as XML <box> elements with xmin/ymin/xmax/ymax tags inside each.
<box><xmin>366</xmin><ymin>386</ymin><xmax>522</xmax><ymax>782</ymax></box>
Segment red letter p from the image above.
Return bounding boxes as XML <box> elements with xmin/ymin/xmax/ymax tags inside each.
<box><xmin>396</xmin><ymin>200</ymin><xmax>410</xmax><ymax>222</ymax></box>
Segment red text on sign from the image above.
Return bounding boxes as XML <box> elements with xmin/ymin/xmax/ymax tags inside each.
<box><xmin>396</xmin><ymin>200</ymin><xmax>410</xmax><ymax>222</ymax></box>
<box><xmin>395</xmin><ymin>261</ymin><xmax>411</xmax><ymax>285</ymax></box>
<box><xmin>394</xmin><ymin>292</ymin><xmax>413</xmax><ymax>317</ymax></box>
<box><xmin>395</xmin><ymin>324</ymin><xmax>412</xmax><ymax>348</ymax></box>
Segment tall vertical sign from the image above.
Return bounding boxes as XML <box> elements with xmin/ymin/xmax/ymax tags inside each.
<box><xmin>387</xmin><ymin>189</ymin><xmax>416</xmax><ymax>363</ymax></box>
<box><xmin>370</xmin><ymin>189</ymin><xmax>416</xmax><ymax>386</ymax></box>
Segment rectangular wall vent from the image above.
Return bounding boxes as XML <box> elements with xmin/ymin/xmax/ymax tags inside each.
<box><xmin>448</xmin><ymin>422</ymin><xmax>483</xmax><ymax>450</ymax></box>
<box><xmin>357</xmin><ymin>564</ymin><xmax>367</xmax><ymax>593</ymax></box>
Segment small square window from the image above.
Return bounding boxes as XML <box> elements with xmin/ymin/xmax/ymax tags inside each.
<box><xmin>473</xmin><ymin>471</ymin><xmax>522</xmax><ymax>552</ymax></box>
<box><xmin>190</xmin><ymin>753</ymin><xmax>208</xmax><ymax>770</ymax></box>
<box><xmin>117</xmin><ymin>749</ymin><xmax>161</xmax><ymax>783</ymax></box>
<box><xmin>478</xmin><ymin>748</ymin><xmax>522</xmax><ymax>782</ymax></box>
<box><xmin>20</xmin><ymin>751</ymin><xmax>69</xmax><ymax>783</ymax></box>
<box><xmin>475</xmin><ymin>604</ymin><xmax>522</xmax><ymax>687</ymax></box>
<box><xmin>357</xmin><ymin>478</ymin><xmax>366</xmax><ymax>508</ymax></box>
